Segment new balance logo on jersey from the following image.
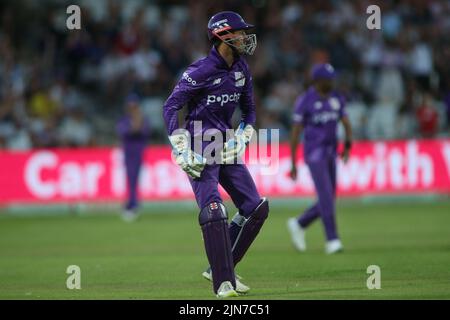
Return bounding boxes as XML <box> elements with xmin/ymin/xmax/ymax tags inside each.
<box><xmin>213</xmin><ymin>78</ymin><xmax>222</xmax><ymax>85</ymax></box>
<box><xmin>206</xmin><ymin>93</ymin><xmax>241</xmax><ymax>106</ymax></box>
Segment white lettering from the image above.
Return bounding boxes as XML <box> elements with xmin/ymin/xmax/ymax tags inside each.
<box><xmin>366</xmin><ymin>5</ymin><xmax>381</xmax><ymax>30</ymax></box>
<box><xmin>406</xmin><ymin>142</ymin><xmax>433</xmax><ymax>187</ymax></box>
<box><xmin>206</xmin><ymin>93</ymin><xmax>241</xmax><ymax>106</ymax></box>
<box><xmin>24</xmin><ymin>151</ymin><xmax>105</xmax><ymax>199</ymax></box>
<box><xmin>442</xmin><ymin>142</ymin><xmax>450</xmax><ymax>179</ymax></box>
<box><xmin>66</xmin><ymin>5</ymin><xmax>81</xmax><ymax>30</ymax></box>
<box><xmin>24</xmin><ymin>152</ymin><xmax>58</xmax><ymax>198</ymax></box>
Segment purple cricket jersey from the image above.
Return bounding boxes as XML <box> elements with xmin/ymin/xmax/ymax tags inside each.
<box><xmin>163</xmin><ymin>46</ymin><xmax>256</xmax><ymax>146</ymax></box>
<box><xmin>293</xmin><ymin>86</ymin><xmax>347</xmax><ymax>163</ymax></box>
<box><xmin>116</xmin><ymin>116</ymin><xmax>151</xmax><ymax>157</ymax></box>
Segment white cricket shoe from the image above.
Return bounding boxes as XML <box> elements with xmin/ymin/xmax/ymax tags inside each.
<box><xmin>121</xmin><ymin>210</ymin><xmax>139</xmax><ymax>222</ymax></box>
<box><xmin>216</xmin><ymin>281</ymin><xmax>239</xmax><ymax>298</ymax></box>
<box><xmin>325</xmin><ymin>239</ymin><xmax>343</xmax><ymax>254</ymax></box>
<box><xmin>202</xmin><ymin>270</ymin><xmax>250</xmax><ymax>294</ymax></box>
<box><xmin>287</xmin><ymin>217</ymin><xmax>306</xmax><ymax>252</ymax></box>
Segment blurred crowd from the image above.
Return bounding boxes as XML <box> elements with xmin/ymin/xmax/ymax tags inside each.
<box><xmin>0</xmin><ymin>0</ymin><xmax>449</xmax><ymax>150</ymax></box>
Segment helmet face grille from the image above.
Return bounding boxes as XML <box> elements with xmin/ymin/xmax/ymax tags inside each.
<box><xmin>243</xmin><ymin>33</ymin><xmax>257</xmax><ymax>55</ymax></box>
<box><xmin>223</xmin><ymin>32</ymin><xmax>257</xmax><ymax>55</ymax></box>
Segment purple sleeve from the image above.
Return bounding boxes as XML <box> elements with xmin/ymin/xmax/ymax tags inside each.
<box><xmin>292</xmin><ymin>94</ymin><xmax>307</xmax><ymax>125</ymax></box>
<box><xmin>116</xmin><ymin>118</ymin><xmax>130</xmax><ymax>138</ymax></box>
<box><xmin>163</xmin><ymin>68</ymin><xmax>205</xmax><ymax>135</ymax></box>
<box><xmin>239</xmin><ymin>63</ymin><xmax>256</xmax><ymax>126</ymax></box>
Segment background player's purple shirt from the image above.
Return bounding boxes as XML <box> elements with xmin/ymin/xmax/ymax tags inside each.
<box><xmin>293</xmin><ymin>86</ymin><xmax>347</xmax><ymax>162</ymax></box>
<box><xmin>116</xmin><ymin>116</ymin><xmax>151</xmax><ymax>157</ymax></box>
<box><xmin>163</xmin><ymin>46</ymin><xmax>256</xmax><ymax>141</ymax></box>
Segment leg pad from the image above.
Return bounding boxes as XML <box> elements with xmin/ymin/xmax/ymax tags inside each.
<box><xmin>231</xmin><ymin>198</ymin><xmax>269</xmax><ymax>265</ymax></box>
<box><xmin>199</xmin><ymin>202</ymin><xmax>236</xmax><ymax>293</ymax></box>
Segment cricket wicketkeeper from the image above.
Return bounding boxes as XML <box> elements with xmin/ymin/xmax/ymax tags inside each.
<box><xmin>163</xmin><ymin>11</ymin><xmax>269</xmax><ymax>298</ymax></box>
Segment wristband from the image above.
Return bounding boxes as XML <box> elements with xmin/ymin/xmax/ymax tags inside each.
<box><xmin>344</xmin><ymin>140</ymin><xmax>352</xmax><ymax>150</ymax></box>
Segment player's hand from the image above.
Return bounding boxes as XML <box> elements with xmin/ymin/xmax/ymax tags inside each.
<box><xmin>341</xmin><ymin>140</ymin><xmax>352</xmax><ymax>164</ymax></box>
<box><xmin>290</xmin><ymin>165</ymin><xmax>297</xmax><ymax>181</ymax></box>
<box><xmin>174</xmin><ymin>150</ymin><xmax>206</xmax><ymax>179</ymax></box>
<box><xmin>169</xmin><ymin>133</ymin><xmax>206</xmax><ymax>179</ymax></box>
<box><xmin>222</xmin><ymin>136</ymin><xmax>246</xmax><ymax>164</ymax></box>
<box><xmin>341</xmin><ymin>149</ymin><xmax>349</xmax><ymax>163</ymax></box>
<box><xmin>222</xmin><ymin>123</ymin><xmax>254</xmax><ymax>164</ymax></box>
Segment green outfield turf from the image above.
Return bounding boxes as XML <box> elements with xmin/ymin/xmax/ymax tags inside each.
<box><xmin>0</xmin><ymin>200</ymin><xmax>449</xmax><ymax>299</ymax></box>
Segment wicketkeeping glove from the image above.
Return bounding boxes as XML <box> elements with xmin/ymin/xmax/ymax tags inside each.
<box><xmin>169</xmin><ymin>133</ymin><xmax>206</xmax><ymax>179</ymax></box>
<box><xmin>221</xmin><ymin>122</ymin><xmax>254</xmax><ymax>164</ymax></box>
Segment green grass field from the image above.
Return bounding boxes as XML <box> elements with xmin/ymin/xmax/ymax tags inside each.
<box><xmin>0</xmin><ymin>200</ymin><xmax>449</xmax><ymax>299</ymax></box>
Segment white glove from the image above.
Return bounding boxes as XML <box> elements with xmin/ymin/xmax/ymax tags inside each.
<box><xmin>222</xmin><ymin>123</ymin><xmax>254</xmax><ymax>164</ymax></box>
<box><xmin>169</xmin><ymin>133</ymin><xmax>206</xmax><ymax>179</ymax></box>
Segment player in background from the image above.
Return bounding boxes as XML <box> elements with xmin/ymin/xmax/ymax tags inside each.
<box><xmin>163</xmin><ymin>11</ymin><xmax>269</xmax><ymax>298</ymax></box>
<box><xmin>288</xmin><ymin>63</ymin><xmax>352</xmax><ymax>254</ymax></box>
<box><xmin>116</xmin><ymin>93</ymin><xmax>151</xmax><ymax>222</ymax></box>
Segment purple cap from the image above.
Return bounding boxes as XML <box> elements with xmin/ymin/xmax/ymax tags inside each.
<box><xmin>311</xmin><ymin>63</ymin><xmax>336</xmax><ymax>81</ymax></box>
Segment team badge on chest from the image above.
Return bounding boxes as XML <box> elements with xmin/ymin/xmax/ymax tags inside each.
<box><xmin>234</xmin><ymin>71</ymin><xmax>245</xmax><ymax>87</ymax></box>
<box><xmin>329</xmin><ymin>97</ymin><xmax>341</xmax><ymax>110</ymax></box>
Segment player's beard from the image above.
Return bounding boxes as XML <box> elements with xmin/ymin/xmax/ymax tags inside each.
<box><xmin>231</xmin><ymin>46</ymin><xmax>241</xmax><ymax>58</ymax></box>
<box><xmin>223</xmin><ymin>34</ymin><xmax>257</xmax><ymax>55</ymax></box>
<box><xmin>224</xmin><ymin>38</ymin><xmax>245</xmax><ymax>56</ymax></box>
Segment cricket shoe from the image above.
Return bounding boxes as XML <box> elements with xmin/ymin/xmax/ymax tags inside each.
<box><xmin>216</xmin><ymin>281</ymin><xmax>239</xmax><ymax>298</ymax></box>
<box><xmin>287</xmin><ymin>217</ymin><xmax>306</xmax><ymax>252</ymax></box>
<box><xmin>121</xmin><ymin>209</ymin><xmax>139</xmax><ymax>223</ymax></box>
<box><xmin>325</xmin><ymin>239</ymin><xmax>343</xmax><ymax>254</ymax></box>
<box><xmin>202</xmin><ymin>268</ymin><xmax>250</xmax><ymax>294</ymax></box>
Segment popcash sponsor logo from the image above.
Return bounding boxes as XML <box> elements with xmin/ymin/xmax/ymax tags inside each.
<box><xmin>312</xmin><ymin>111</ymin><xmax>339</xmax><ymax>124</ymax></box>
<box><xmin>207</xmin><ymin>93</ymin><xmax>241</xmax><ymax>106</ymax></box>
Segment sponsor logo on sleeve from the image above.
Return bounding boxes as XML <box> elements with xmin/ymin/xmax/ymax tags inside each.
<box><xmin>182</xmin><ymin>72</ymin><xmax>197</xmax><ymax>86</ymax></box>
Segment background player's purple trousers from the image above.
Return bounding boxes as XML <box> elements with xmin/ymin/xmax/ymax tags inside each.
<box><xmin>298</xmin><ymin>146</ymin><xmax>339</xmax><ymax>241</ymax></box>
<box><xmin>124</xmin><ymin>152</ymin><xmax>143</xmax><ymax>210</ymax></box>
